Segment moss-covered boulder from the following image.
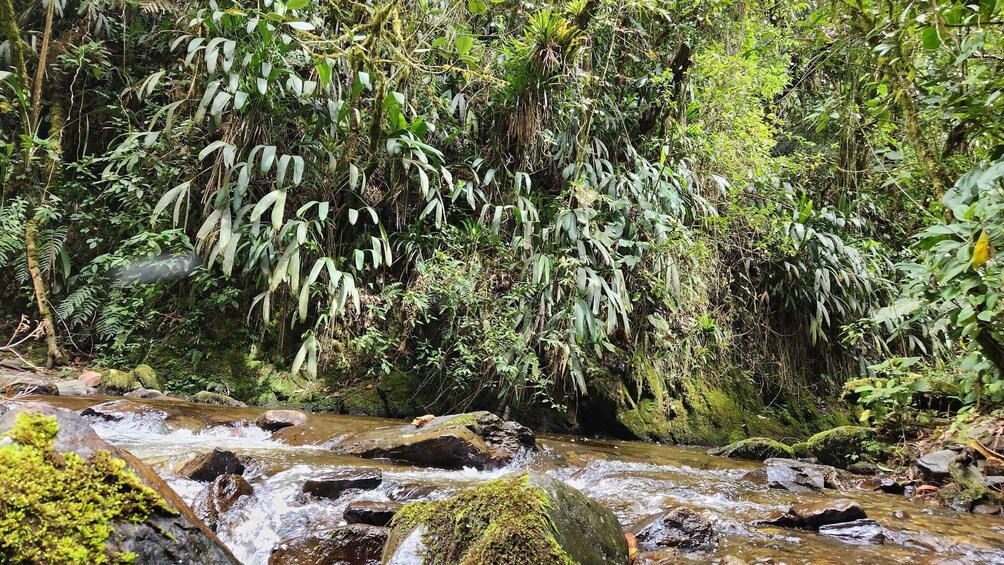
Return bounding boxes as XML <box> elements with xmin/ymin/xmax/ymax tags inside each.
<box><xmin>383</xmin><ymin>471</ymin><xmax>628</xmax><ymax>564</ymax></box>
<box><xmin>804</xmin><ymin>426</ymin><xmax>875</xmax><ymax>468</ymax></box>
<box><xmin>708</xmin><ymin>437</ymin><xmax>794</xmax><ymax>461</ymax></box>
<box><xmin>340</xmin><ymin>385</ymin><xmax>387</xmax><ymax>416</ymax></box>
<box><xmin>99</xmin><ymin>369</ymin><xmax>141</xmax><ymax>393</ymax></box>
<box><xmin>192</xmin><ymin>391</ymin><xmax>248</xmax><ymax>407</ymax></box>
<box><xmin>335</xmin><ymin>411</ymin><xmax>536</xmax><ymax>470</ymax></box>
<box><xmin>791</xmin><ymin>442</ymin><xmax>811</xmax><ymax>459</ymax></box>
<box><xmin>0</xmin><ymin>402</ymin><xmax>239</xmax><ymax>564</ymax></box>
<box><xmin>133</xmin><ymin>364</ymin><xmax>163</xmax><ymax>391</ymax></box>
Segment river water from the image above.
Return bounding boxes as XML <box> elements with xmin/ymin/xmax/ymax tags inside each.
<box><xmin>34</xmin><ymin>396</ymin><xmax>1004</xmax><ymax>564</ymax></box>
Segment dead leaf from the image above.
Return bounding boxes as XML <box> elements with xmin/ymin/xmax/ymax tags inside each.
<box><xmin>412</xmin><ymin>414</ymin><xmax>435</xmax><ymax>428</ymax></box>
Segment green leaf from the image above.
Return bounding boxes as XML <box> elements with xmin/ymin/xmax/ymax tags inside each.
<box><xmin>921</xmin><ymin>27</ymin><xmax>941</xmax><ymax>50</ymax></box>
<box><xmin>455</xmin><ymin>34</ymin><xmax>474</xmax><ymax>57</ymax></box>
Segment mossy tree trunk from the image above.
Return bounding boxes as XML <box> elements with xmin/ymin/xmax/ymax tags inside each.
<box><xmin>1</xmin><ymin>0</ymin><xmax>67</xmax><ymax>367</ymax></box>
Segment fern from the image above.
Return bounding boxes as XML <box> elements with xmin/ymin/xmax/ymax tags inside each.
<box><xmin>57</xmin><ymin>285</ymin><xmax>101</xmax><ymax>326</ymax></box>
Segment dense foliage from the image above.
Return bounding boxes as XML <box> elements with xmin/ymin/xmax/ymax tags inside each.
<box><xmin>2</xmin><ymin>0</ymin><xmax>1002</xmax><ymax>425</ymax></box>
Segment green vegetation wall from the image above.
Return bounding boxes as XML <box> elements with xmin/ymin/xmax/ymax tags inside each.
<box><xmin>2</xmin><ymin>0</ymin><xmax>1002</xmax><ymax>436</ymax></box>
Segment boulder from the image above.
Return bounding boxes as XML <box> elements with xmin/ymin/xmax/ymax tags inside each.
<box><xmin>386</xmin><ymin>483</ymin><xmax>437</xmax><ymax>501</ymax></box>
<box><xmin>915</xmin><ymin>449</ymin><xmax>960</xmax><ymax>480</ymax></box>
<box><xmin>55</xmin><ymin>379</ymin><xmax>92</xmax><ymax>396</ymax></box>
<box><xmin>100</xmin><ymin>368</ymin><xmax>141</xmax><ymax>393</ymax></box>
<box><xmin>334</xmin><ymin>411</ymin><xmax>536</xmax><ymax>470</ymax></box>
<box><xmin>255</xmin><ymin>409</ymin><xmax>308</xmax><ymax>432</ymax></box>
<box><xmin>632</xmin><ymin>507</ymin><xmax>718</xmax><ymax>551</ymax></box>
<box><xmin>125</xmin><ymin>388</ymin><xmax>165</xmax><ymax>399</ymax></box>
<box><xmin>193</xmin><ymin>474</ymin><xmax>254</xmax><ymax>531</ymax></box>
<box><xmin>179</xmin><ymin>448</ymin><xmax>246</xmax><ymax>482</ymax></box>
<box><xmin>79</xmin><ymin>370</ymin><xmax>102</xmax><ymax>387</ymax></box>
<box><xmin>134</xmin><ymin>364</ymin><xmax>163</xmax><ymax>391</ymax></box>
<box><xmin>302</xmin><ymin>468</ymin><xmax>383</xmax><ymax>500</ymax></box>
<box><xmin>802</xmin><ymin>426</ymin><xmax>875</xmax><ymax>468</ymax></box>
<box><xmin>817</xmin><ymin>519</ymin><xmax>885</xmax><ymax>544</ymax></box>
<box><xmin>0</xmin><ymin>372</ymin><xmax>57</xmax><ymax>395</ymax></box>
<box><xmin>382</xmin><ymin>471</ymin><xmax>627</xmax><ymax>564</ymax></box>
<box><xmin>81</xmin><ymin>399</ymin><xmax>162</xmax><ymax>422</ymax></box>
<box><xmin>742</xmin><ymin>458</ymin><xmax>850</xmax><ymax>492</ymax></box>
<box><xmin>708</xmin><ymin>437</ymin><xmax>793</xmax><ymax>461</ymax></box>
<box><xmin>270</xmin><ymin>524</ymin><xmax>389</xmax><ymax>565</ymax></box>
<box><xmin>0</xmin><ymin>401</ymin><xmax>239</xmax><ymax>564</ymax></box>
<box><xmin>192</xmin><ymin>391</ymin><xmax>247</xmax><ymax>407</ymax></box>
<box><xmin>344</xmin><ymin>500</ymin><xmax>404</xmax><ymax>527</ymax></box>
<box><xmin>755</xmin><ymin>498</ymin><xmax>866</xmax><ymax>530</ymax></box>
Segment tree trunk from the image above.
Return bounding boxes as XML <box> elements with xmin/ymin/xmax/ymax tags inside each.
<box><xmin>25</xmin><ymin>219</ymin><xmax>64</xmax><ymax>368</ymax></box>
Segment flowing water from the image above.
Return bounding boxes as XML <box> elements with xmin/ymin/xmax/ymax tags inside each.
<box><xmin>34</xmin><ymin>396</ymin><xmax>1004</xmax><ymax>564</ymax></box>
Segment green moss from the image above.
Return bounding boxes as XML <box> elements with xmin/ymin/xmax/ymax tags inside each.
<box><xmin>340</xmin><ymin>385</ymin><xmax>387</xmax><ymax>416</ymax></box>
<box><xmin>709</xmin><ymin>437</ymin><xmax>794</xmax><ymax>460</ymax></box>
<box><xmin>0</xmin><ymin>414</ymin><xmax>173</xmax><ymax>564</ymax></box>
<box><xmin>392</xmin><ymin>473</ymin><xmax>574</xmax><ymax>565</ymax></box>
<box><xmin>804</xmin><ymin>426</ymin><xmax>875</xmax><ymax>468</ymax></box>
<box><xmin>791</xmin><ymin>442</ymin><xmax>811</xmax><ymax>458</ymax></box>
<box><xmin>133</xmin><ymin>365</ymin><xmax>162</xmax><ymax>391</ymax></box>
<box><xmin>378</xmin><ymin>371</ymin><xmax>432</xmax><ymax>417</ymax></box>
<box><xmin>618</xmin><ymin>398</ymin><xmax>673</xmax><ymax>441</ymax></box>
<box><xmin>429</xmin><ymin>412</ymin><xmax>480</xmax><ymax>429</ymax></box>
<box><xmin>191</xmin><ymin>391</ymin><xmax>247</xmax><ymax>407</ymax></box>
<box><xmin>101</xmin><ymin>369</ymin><xmax>140</xmax><ymax>393</ymax></box>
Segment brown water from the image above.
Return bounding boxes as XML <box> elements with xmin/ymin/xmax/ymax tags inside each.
<box><xmin>33</xmin><ymin>396</ymin><xmax>1004</xmax><ymax>564</ymax></box>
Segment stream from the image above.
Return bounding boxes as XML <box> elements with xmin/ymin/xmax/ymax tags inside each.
<box><xmin>34</xmin><ymin>396</ymin><xmax>1004</xmax><ymax>564</ymax></box>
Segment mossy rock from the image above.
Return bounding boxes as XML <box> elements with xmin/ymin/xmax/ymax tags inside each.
<box><xmin>100</xmin><ymin>369</ymin><xmax>141</xmax><ymax>393</ymax></box>
<box><xmin>709</xmin><ymin>437</ymin><xmax>793</xmax><ymax>461</ymax></box>
<box><xmin>791</xmin><ymin>442</ymin><xmax>811</xmax><ymax>459</ymax></box>
<box><xmin>192</xmin><ymin>391</ymin><xmax>247</xmax><ymax>408</ymax></box>
<box><xmin>133</xmin><ymin>364</ymin><xmax>163</xmax><ymax>392</ymax></box>
<box><xmin>377</xmin><ymin>371</ymin><xmax>432</xmax><ymax>418</ymax></box>
<box><xmin>804</xmin><ymin>426</ymin><xmax>875</xmax><ymax>468</ymax></box>
<box><xmin>385</xmin><ymin>471</ymin><xmax>628</xmax><ymax>564</ymax></box>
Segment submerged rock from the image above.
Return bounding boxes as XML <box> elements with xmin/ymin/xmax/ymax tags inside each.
<box><xmin>335</xmin><ymin>411</ymin><xmax>536</xmax><ymax>470</ymax></box>
<box><xmin>302</xmin><ymin>468</ymin><xmax>383</xmax><ymax>500</ymax></box>
<box><xmin>125</xmin><ymin>387</ymin><xmax>165</xmax><ymax>399</ymax></box>
<box><xmin>742</xmin><ymin>458</ymin><xmax>850</xmax><ymax>492</ymax></box>
<box><xmin>180</xmin><ymin>448</ymin><xmax>246</xmax><ymax>482</ymax></box>
<box><xmin>82</xmin><ymin>399</ymin><xmax>162</xmax><ymax>422</ymax></box>
<box><xmin>803</xmin><ymin>426</ymin><xmax>875</xmax><ymax>468</ymax></box>
<box><xmin>255</xmin><ymin>409</ymin><xmax>308</xmax><ymax>432</ymax></box>
<box><xmin>344</xmin><ymin>500</ymin><xmax>404</xmax><ymax>527</ymax></box>
<box><xmin>709</xmin><ymin>437</ymin><xmax>793</xmax><ymax>461</ymax></box>
<box><xmin>755</xmin><ymin>498</ymin><xmax>866</xmax><ymax>530</ymax></box>
<box><xmin>270</xmin><ymin>524</ymin><xmax>389</xmax><ymax>565</ymax></box>
<box><xmin>55</xmin><ymin>379</ymin><xmax>92</xmax><ymax>396</ymax></box>
<box><xmin>856</xmin><ymin>477</ymin><xmax>906</xmax><ymax>494</ymax></box>
<box><xmin>632</xmin><ymin>507</ymin><xmax>718</xmax><ymax>551</ymax></box>
<box><xmin>383</xmin><ymin>471</ymin><xmax>628</xmax><ymax>564</ymax></box>
<box><xmin>193</xmin><ymin>474</ymin><xmax>254</xmax><ymax>531</ymax></box>
<box><xmin>0</xmin><ymin>401</ymin><xmax>239</xmax><ymax>564</ymax></box>
<box><xmin>817</xmin><ymin>518</ymin><xmax>886</xmax><ymax>544</ymax></box>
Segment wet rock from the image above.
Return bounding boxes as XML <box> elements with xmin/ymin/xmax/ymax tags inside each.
<box><xmin>382</xmin><ymin>471</ymin><xmax>627</xmax><ymax>564</ymax></box>
<box><xmin>743</xmin><ymin>458</ymin><xmax>850</xmax><ymax>492</ymax></box>
<box><xmin>302</xmin><ymin>468</ymin><xmax>383</xmax><ymax>500</ymax></box>
<box><xmin>755</xmin><ymin>498</ymin><xmax>866</xmax><ymax>530</ymax></box>
<box><xmin>192</xmin><ymin>391</ymin><xmax>248</xmax><ymax>407</ymax></box>
<box><xmin>846</xmin><ymin>461</ymin><xmax>880</xmax><ymax>475</ymax></box>
<box><xmin>0</xmin><ymin>401</ymin><xmax>240</xmax><ymax>564</ymax></box>
<box><xmin>79</xmin><ymin>370</ymin><xmax>102</xmax><ymax>387</ymax></box>
<box><xmin>637</xmin><ymin>548</ymin><xmax>683</xmax><ymax>564</ymax></box>
<box><xmin>386</xmin><ymin>483</ymin><xmax>437</xmax><ymax>501</ymax></box>
<box><xmin>916</xmin><ymin>449</ymin><xmax>960</xmax><ymax>480</ymax></box>
<box><xmin>55</xmin><ymin>379</ymin><xmax>92</xmax><ymax>396</ymax></box>
<box><xmin>125</xmin><ymin>387</ymin><xmax>165</xmax><ymax>399</ymax></box>
<box><xmin>100</xmin><ymin>368</ymin><xmax>141</xmax><ymax>393</ymax></box>
<box><xmin>179</xmin><ymin>448</ymin><xmax>246</xmax><ymax>482</ymax></box>
<box><xmin>803</xmin><ymin>426</ymin><xmax>876</xmax><ymax>468</ymax></box>
<box><xmin>632</xmin><ymin>507</ymin><xmax>718</xmax><ymax>551</ymax></box>
<box><xmin>193</xmin><ymin>474</ymin><xmax>254</xmax><ymax>531</ymax></box>
<box><xmin>81</xmin><ymin>399</ymin><xmax>162</xmax><ymax>422</ymax></box>
<box><xmin>973</xmin><ymin>502</ymin><xmax>1002</xmax><ymax>515</ymax></box>
<box><xmin>708</xmin><ymin>437</ymin><xmax>793</xmax><ymax>461</ymax></box>
<box><xmin>344</xmin><ymin>500</ymin><xmax>404</xmax><ymax>527</ymax></box>
<box><xmin>269</xmin><ymin>524</ymin><xmax>388</xmax><ymax>565</ymax></box>
<box><xmin>856</xmin><ymin>477</ymin><xmax>906</xmax><ymax>494</ymax></box>
<box><xmin>255</xmin><ymin>409</ymin><xmax>308</xmax><ymax>432</ymax></box>
<box><xmin>335</xmin><ymin>411</ymin><xmax>536</xmax><ymax>470</ymax></box>
<box><xmin>817</xmin><ymin>518</ymin><xmax>885</xmax><ymax>544</ymax></box>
